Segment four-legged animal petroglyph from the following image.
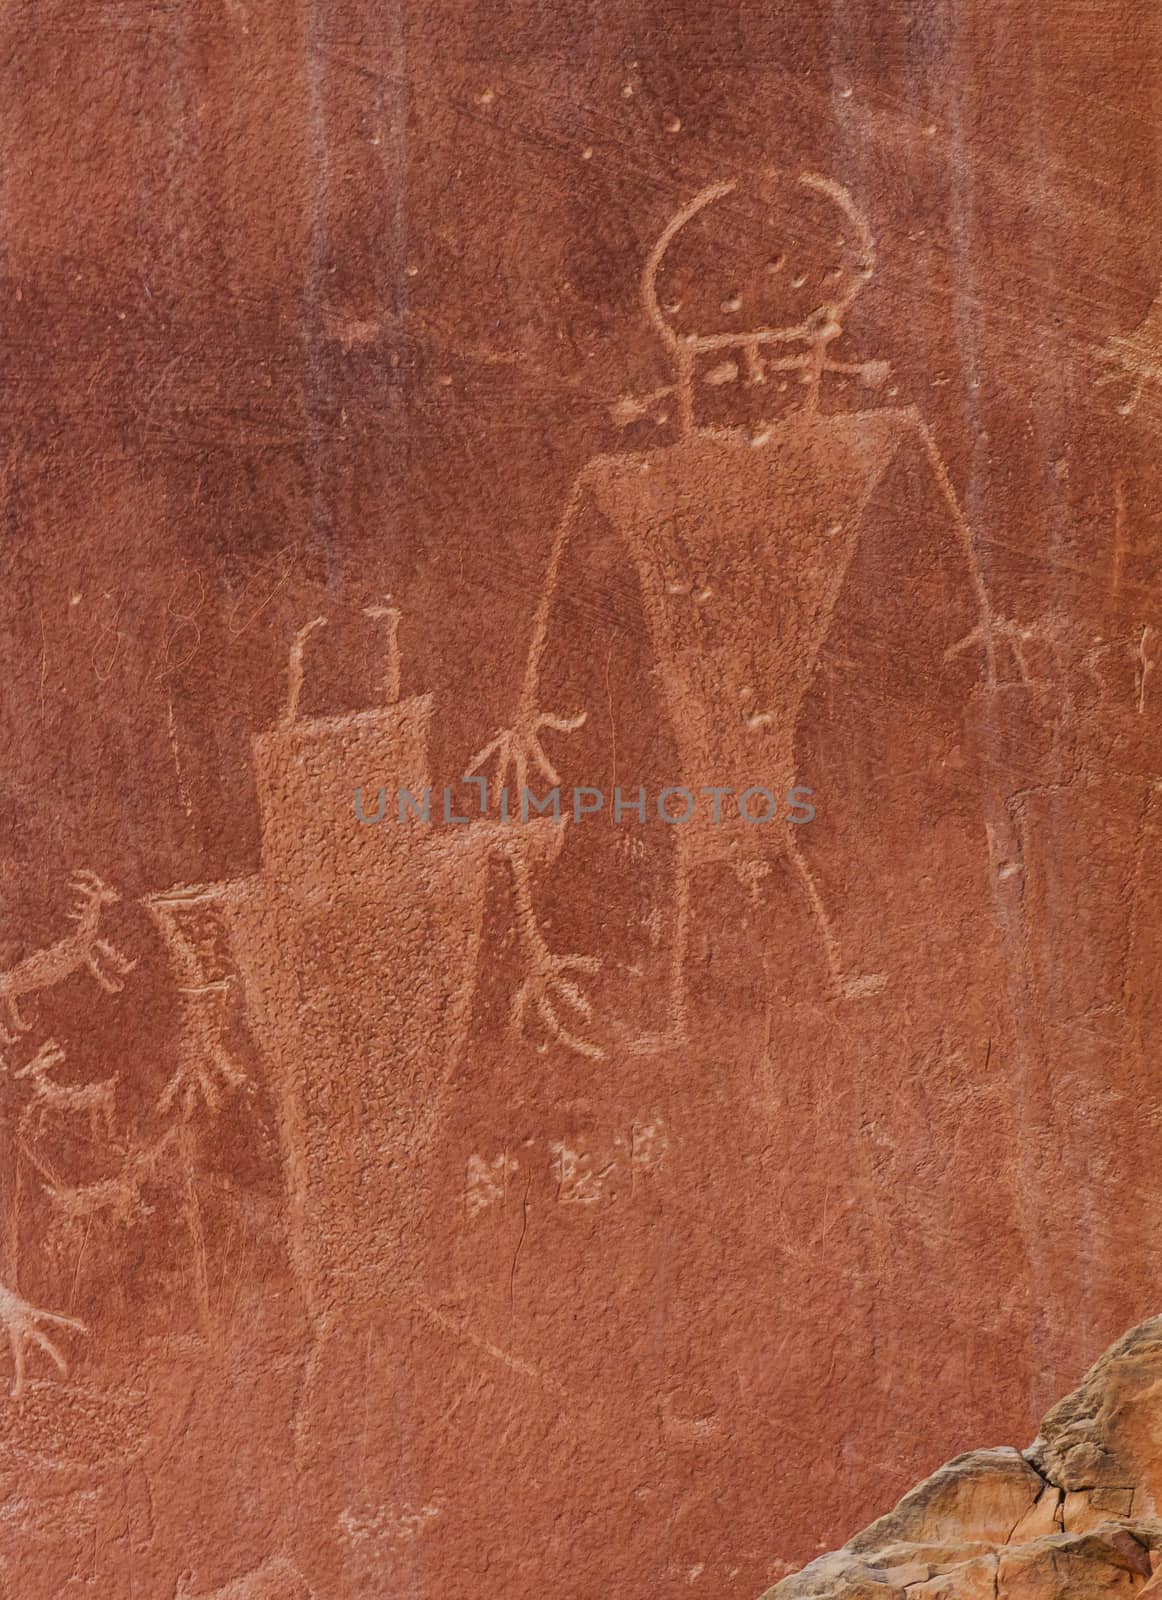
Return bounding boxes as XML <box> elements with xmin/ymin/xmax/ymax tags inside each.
<box><xmin>15</xmin><ymin>1038</ymin><xmax>119</xmax><ymax>1144</ymax></box>
<box><xmin>39</xmin><ymin>1126</ymin><xmax>179</xmax><ymax>1233</ymax></box>
<box><xmin>0</xmin><ymin>1281</ymin><xmax>86</xmax><ymax>1400</ymax></box>
<box><xmin>0</xmin><ymin>870</ymin><xmax>135</xmax><ymax>1041</ymax></box>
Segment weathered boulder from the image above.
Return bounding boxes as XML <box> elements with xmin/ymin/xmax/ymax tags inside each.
<box><xmin>764</xmin><ymin>1318</ymin><xmax>1162</xmax><ymax>1598</ymax></box>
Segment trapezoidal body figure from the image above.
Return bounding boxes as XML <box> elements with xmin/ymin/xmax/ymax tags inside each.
<box><xmin>470</xmin><ymin>170</ymin><xmax>1000</xmax><ymax>1055</ymax></box>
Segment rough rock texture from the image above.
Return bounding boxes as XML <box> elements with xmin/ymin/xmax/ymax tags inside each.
<box><xmin>765</xmin><ymin>1318</ymin><xmax>1162</xmax><ymax>1598</ymax></box>
<box><xmin>3</xmin><ymin>1</ymin><xmax>1162</xmax><ymax>1597</ymax></box>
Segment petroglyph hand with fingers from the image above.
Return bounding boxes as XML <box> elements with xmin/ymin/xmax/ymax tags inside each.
<box><xmin>464</xmin><ymin>467</ymin><xmax>597</xmax><ymax>815</ymax></box>
<box><xmin>0</xmin><ymin>1282</ymin><xmax>86</xmax><ymax>1400</ymax></box>
<box><xmin>157</xmin><ymin>980</ymin><xmax>253</xmax><ymax>1119</ymax></box>
<box><xmin>513</xmin><ymin>947</ymin><xmax>604</xmax><ymax>1061</ymax></box>
<box><xmin>506</xmin><ymin>840</ymin><xmax>604</xmax><ymax>1059</ymax></box>
<box><xmin>465</xmin><ymin>689</ymin><xmax>587</xmax><ymax>800</ymax></box>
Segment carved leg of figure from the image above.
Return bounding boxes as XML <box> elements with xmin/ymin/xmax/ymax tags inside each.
<box><xmin>509</xmin><ymin>850</ymin><xmax>603</xmax><ymax>1061</ymax></box>
<box><xmin>784</xmin><ymin>830</ymin><xmax>887</xmax><ymax>1001</ymax></box>
<box><xmin>212</xmin><ymin>1044</ymin><xmax>251</xmax><ymax>1097</ymax></box>
<box><xmin>626</xmin><ymin>835</ymin><xmax>692</xmax><ymax>1057</ymax></box>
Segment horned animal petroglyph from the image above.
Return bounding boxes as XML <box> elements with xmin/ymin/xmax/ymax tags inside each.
<box><xmin>0</xmin><ymin>870</ymin><xmax>135</xmax><ymax>1040</ymax></box>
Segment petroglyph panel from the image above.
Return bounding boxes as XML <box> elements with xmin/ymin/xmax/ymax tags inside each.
<box><xmin>3</xmin><ymin>2</ymin><xmax>1162</xmax><ymax>1596</ymax></box>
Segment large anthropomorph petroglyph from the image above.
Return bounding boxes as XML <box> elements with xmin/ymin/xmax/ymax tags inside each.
<box><xmin>468</xmin><ymin>169</ymin><xmax>1005</xmax><ymax>1057</ymax></box>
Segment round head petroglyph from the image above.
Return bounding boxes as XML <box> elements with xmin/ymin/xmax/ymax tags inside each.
<box><xmin>633</xmin><ymin>172</ymin><xmax>884</xmax><ymax>433</ymax></box>
<box><xmin>642</xmin><ymin>171</ymin><xmax>875</xmax><ymax>361</ymax></box>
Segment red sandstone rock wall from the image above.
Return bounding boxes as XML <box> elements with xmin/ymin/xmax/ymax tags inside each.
<box><xmin>1</xmin><ymin>3</ymin><xmax>1160</xmax><ymax>1596</ymax></box>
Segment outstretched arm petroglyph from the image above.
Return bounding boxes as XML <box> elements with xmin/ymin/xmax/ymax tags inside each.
<box><xmin>464</xmin><ymin>477</ymin><xmax>591</xmax><ymax>797</ymax></box>
<box><xmin>465</xmin><ymin>478</ymin><xmax>604</xmax><ymax>1060</ymax></box>
<box><xmin>841</xmin><ymin>402</ymin><xmax>1012</xmax><ymax>691</ymax></box>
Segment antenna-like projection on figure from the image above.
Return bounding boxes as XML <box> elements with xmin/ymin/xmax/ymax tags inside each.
<box><xmin>363</xmin><ymin>603</ymin><xmax>403</xmax><ymax>705</ymax></box>
<box><xmin>283</xmin><ymin>616</ymin><xmax>328</xmax><ymax>725</ymax></box>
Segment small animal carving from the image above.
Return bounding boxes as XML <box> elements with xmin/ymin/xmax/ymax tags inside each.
<box><xmin>42</xmin><ymin>1126</ymin><xmax>177</xmax><ymax>1232</ymax></box>
<box><xmin>15</xmin><ymin>1038</ymin><xmax>119</xmax><ymax>1144</ymax></box>
<box><xmin>0</xmin><ymin>870</ymin><xmax>136</xmax><ymax>1040</ymax></box>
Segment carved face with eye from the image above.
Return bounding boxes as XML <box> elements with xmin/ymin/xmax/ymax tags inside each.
<box><xmin>643</xmin><ymin>171</ymin><xmax>875</xmax><ymax>365</ymax></box>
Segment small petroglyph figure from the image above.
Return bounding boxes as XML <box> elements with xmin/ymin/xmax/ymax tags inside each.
<box><xmin>466</xmin><ymin>1150</ymin><xmax>518</xmax><ymax>1217</ymax></box>
<box><xmin>630</xmin><ymin>1115</ymin><xmax>669</xmax><ymax>1177</ymax></box>
<box><xmin>0</xmin><ymin>869</ymin><xmax>135</xmax><ymax>1040</ymax></box>
<box><xmin>549</xmin><ymin>1139</ymin><xmax>615</xmax><ymax>1204</ymax></box>
<box><xmin>659</xmin><ymin>1387</ymin><xmax>725</xmax><ymax>1445</ymax></box>
<box><xmin>143</xmin><ymin>889</ymin><xmax>254</xmax><ymax>1328</ymax></box>
<box><xmin>0</xmin><ymin>1281</ymin><xmax>86</xmax><ymax>1400</ymax></box>
<box><xmin>15</xmin><ymin>1037</ymin><xmax>118</xmax><ymax>1143</ymax></box>
<box><xmin>337</xmin><ymin>1499</ymin><xmax>444</xmax><ymax>1548</ymax></box>
<box><xmin>467</xmin><ymin>1120</ymin><xmax>667</xmax><ymax>1213</ymax></box>
<box><xmin>43</xmin><ymin>1126</ymin><xmax>177</xmax><ymax>1233</ymax></box>
<box><xmin>468</xmin><ymin>169</ymin><xmax>1006</xmax><ymax>1053</ymax></box>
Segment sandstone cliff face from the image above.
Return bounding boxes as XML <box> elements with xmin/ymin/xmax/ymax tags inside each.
<box><xmin>4</xmin><ymin>0</ymin><xmax>1162</xmax><ymax>1595</ymax></box>
<box><xmin>765</xmin><ymin>1318</ymin><xmax>1162</xmax><ymax>1599</ymax></box>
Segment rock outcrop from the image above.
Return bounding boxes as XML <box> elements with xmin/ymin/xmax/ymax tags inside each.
<box><xmin>764</xmin><ymin>1317</ymin><xmax>1162</xmax><ymax>1598</ymax></box>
